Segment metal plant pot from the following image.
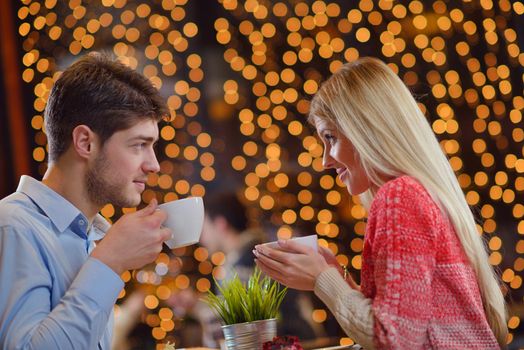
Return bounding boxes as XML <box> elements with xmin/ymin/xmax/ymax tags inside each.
<box><xmin>221</xmin><ymin>318</ymin><xmax>277</xmax><ymax>350</ymax></box>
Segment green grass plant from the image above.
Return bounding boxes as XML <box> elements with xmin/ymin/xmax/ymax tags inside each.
<box><xmin>205</xmin><ymin>268</ymin><xmax>287</xmax><ymax>325</ymax></box>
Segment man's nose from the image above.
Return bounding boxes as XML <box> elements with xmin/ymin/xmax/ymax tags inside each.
<box><xmin>144</xmin><ymin>152</ymin><xmax>160</xmax><ymax>173</ymax></box>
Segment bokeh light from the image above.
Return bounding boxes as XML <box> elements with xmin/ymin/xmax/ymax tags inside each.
<box><xmin>14</xmin><ymin>0</ymin><xmax>524</xmax><ymax>346</ymax></box>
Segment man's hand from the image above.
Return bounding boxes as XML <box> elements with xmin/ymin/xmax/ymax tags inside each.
<box><xmin>91</xmin><ymin>199</ymin><xmax>172</xmax><ymax>275</ymax></box>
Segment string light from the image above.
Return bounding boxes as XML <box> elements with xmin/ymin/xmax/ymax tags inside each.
<box><xmin>17</xmin><ymin>0</ymin><xmax>524</xmax><ymax>346</ymax></box>
<box><xmin>214</xmin><ymin>0</ymin><xmax>523</xmax><ymax>346</ymax></box>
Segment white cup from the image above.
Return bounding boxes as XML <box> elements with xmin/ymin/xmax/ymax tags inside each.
<box><xmin>262</xmin><ymin>234</ymin><xmax>318</xmax><ymax>252</ymax></box>
<box><xmin>159</xmin><ymin>197</ymin><xmax>204</xmax><ymax>249</ymax></box>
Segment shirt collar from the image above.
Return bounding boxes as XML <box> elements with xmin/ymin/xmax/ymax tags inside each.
<box><xmin>17</xmin><ymin>175</ymin><xmax>89</xmax><ymax>234</ymax></box>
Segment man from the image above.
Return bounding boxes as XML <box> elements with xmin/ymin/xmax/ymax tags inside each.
<box><xmin>191</xmin><ymin>193</ymin><xmax>319</xmax><ymax>348</ymax></box>
<box><xmin>0</xmin><ymin>52</ymin><xmax>172</xmax><ymax>349</ymax></box>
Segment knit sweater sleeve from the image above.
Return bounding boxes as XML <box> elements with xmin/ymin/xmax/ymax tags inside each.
<box><xmin>368</xmin><ymin>177</ymin><xmax>438</xmax><ymax>349</ymax></box>
<box><xmin>314</xmin><ymin>268</ymin><xmax>376</xmax><ymax>349</ymax></box>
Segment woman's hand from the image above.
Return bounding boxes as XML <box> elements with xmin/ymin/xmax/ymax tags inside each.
<box><xmin>318</xmin><ymin>245</ymin><xmax>340</xmax><ymax>268</ymax></box>
<box><xmin>253</xmin><ymin>239</ymin><xmax>330</xmax><ymax>291</ymax></box>
<box><xmin>318</xmin><ymin>246</ymin><xmax>360</xmax><ymax>291</ymax></box>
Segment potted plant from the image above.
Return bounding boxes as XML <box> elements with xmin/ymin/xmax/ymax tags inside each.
<box><xmin>205</xmin><ymin>268</ymin><xmax>287</xmax><ymax>350</ymax></box>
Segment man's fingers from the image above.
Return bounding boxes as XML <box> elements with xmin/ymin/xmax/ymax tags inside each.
<box><xmin>137</xmin><ymin>198</ymin><xmax>158</xmax><ymax>216</ymax></box>
<box><xmin>141</xmin><ymin>208</ymin><xmax>167</xmax><ymax>229</ymax></box>
<box><xmin>160</xmin><ymin>227</ymin><xmax>172</xmax><ymax>242</ymax></box>
<box><xmin>151</xmin><ymin>208</ymin><xmax>168</xmax><ymax>223</ymax></box>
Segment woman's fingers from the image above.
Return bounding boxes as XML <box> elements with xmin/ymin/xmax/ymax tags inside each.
<box><xmin>253</xmin><ymin>243</ymin><xmax>329</xmax><ymax>291</ymax></box>
<box><xmin>346</xmin><ymin>274</ymin><xmax>360</xmax><ymax>290</ymax></box>
<box><xmin>254</xmin><ymin>258</ymin><xmax>287</xmax><ymax>285</ymax></box>
<box><xmin>254</xmin><ymin>245</ymin><xmax>291</xmax><ymax>264</ymax></box>
<box><xmin>276</xmin><ymin>239</ymin><xmax>314</xmax><ymax>255</ymax></box>
<box><xmin>253</xmin><ymin>249</ymin><xmax>301</xmax><ymax>286</ymax></box>
<box><xmin>318</xmin><ymin>245</ymin><xmax>334</xmax><ymax>257</ymax></box>
<box><xmin>318</xmin><ymin>246</ymin><xmax>339</xmax><ymax>267</ymax></box>
<box><xmin>253</xmin><ymin>248</ymin><xmax>287</xmax><ymax>270</ymax></box>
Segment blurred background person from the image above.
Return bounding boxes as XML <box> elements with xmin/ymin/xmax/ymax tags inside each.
<box><xmin>169</xmin><ymin>192</ymin><xmax>322</xmax><ymax>349</ymax></box>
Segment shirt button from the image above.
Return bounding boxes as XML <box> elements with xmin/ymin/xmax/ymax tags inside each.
<box><xmin>79</xmin><ymin>219</ymin><xmax>85</xmax><ymax>226</ymax></box>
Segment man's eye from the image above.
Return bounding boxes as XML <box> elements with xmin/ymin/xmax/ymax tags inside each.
<box><xmin>133</xmin><ymin>143</ymin><xmax>146</xmax><ymax>149</ymax></box>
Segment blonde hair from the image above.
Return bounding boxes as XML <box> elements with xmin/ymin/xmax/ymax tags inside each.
<box><xmin>309</xmin><ymin>57</ymin><xmax>507</xmax><ymax>346</ymax></box>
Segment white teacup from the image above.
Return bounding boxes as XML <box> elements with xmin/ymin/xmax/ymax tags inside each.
<box><xmin>159</xmin><ymin>197</ymin><xmax>204</xmax><ymax>249</ymax></box>
<box><xmin>262</xmin><ymin>234</ymin><xmax>318</xmax><ymax>252</ymax></box>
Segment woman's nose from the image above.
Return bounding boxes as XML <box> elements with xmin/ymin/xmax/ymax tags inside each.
<box><xmin>322</xmin><ymin>148</ymin><xmax>335</xmax><ymax>169</ymax></box>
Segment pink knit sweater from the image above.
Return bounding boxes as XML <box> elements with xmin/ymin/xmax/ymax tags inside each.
<box><xmin>314</xmin><ymin>176</ymin><xmax>499</xmax><ymax>349</ymax></box>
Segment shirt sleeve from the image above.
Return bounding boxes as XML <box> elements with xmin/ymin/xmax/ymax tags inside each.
<box><xmin>0</xmin><ymin>225</ymin><xmax>124</xmax><ymax>349</ymax></box>
<box><xmin>368</xmin><ymin>180</ymin><xmax>437</xmax><ymax>349</ymax></box>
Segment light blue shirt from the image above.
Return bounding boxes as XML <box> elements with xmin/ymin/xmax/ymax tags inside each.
<box><xmin>0</xmin><ymin>176</ymin><xmax>124</xmax><ymax>349</ymax></box>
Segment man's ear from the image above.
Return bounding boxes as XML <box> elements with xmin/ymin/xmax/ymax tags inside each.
<box><xmin>71</xmin><ymin>125</ymin><xmax>97</xmax><ymax>160</ymax></box>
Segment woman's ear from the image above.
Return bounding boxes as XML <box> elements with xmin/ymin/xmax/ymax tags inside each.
<box><xmin>71</xmin><ymin>125</ymin><xmax>97</xmax><ymax>160</ymax></box>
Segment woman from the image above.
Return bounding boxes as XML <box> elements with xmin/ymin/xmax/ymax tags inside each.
<box><xmin>253</xmin><ymin>57</ymin><xmax>507</xmax><ymax>349</ymax></box>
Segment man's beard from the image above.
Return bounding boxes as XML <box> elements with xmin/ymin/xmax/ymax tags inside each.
<box><xmin>85</xmin><ymin>152</ymin><xmax>137</xmax><ymax>208</ymax></box>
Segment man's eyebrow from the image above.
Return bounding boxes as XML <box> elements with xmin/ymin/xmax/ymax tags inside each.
<box><xmin>128</xmin><ymin>136</ymin><xmax>157</xmax><ymax>142</ymax></box>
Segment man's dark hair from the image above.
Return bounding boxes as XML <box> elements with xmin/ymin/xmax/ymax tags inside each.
<box><xmin>205</xmin><ymin>193</ymin><xmax>248</xmax><ymax>233</ymax></box>
<box><xmin>44</xmin><ymin>52</ymin><xmax>168</xmax><ymax>162</ymax></box>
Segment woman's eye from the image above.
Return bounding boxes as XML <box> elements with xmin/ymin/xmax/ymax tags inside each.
<box><xmin>325</xmin><ymin>134</ymin><xmax>336</xmax><ymax>144</ymax></box>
